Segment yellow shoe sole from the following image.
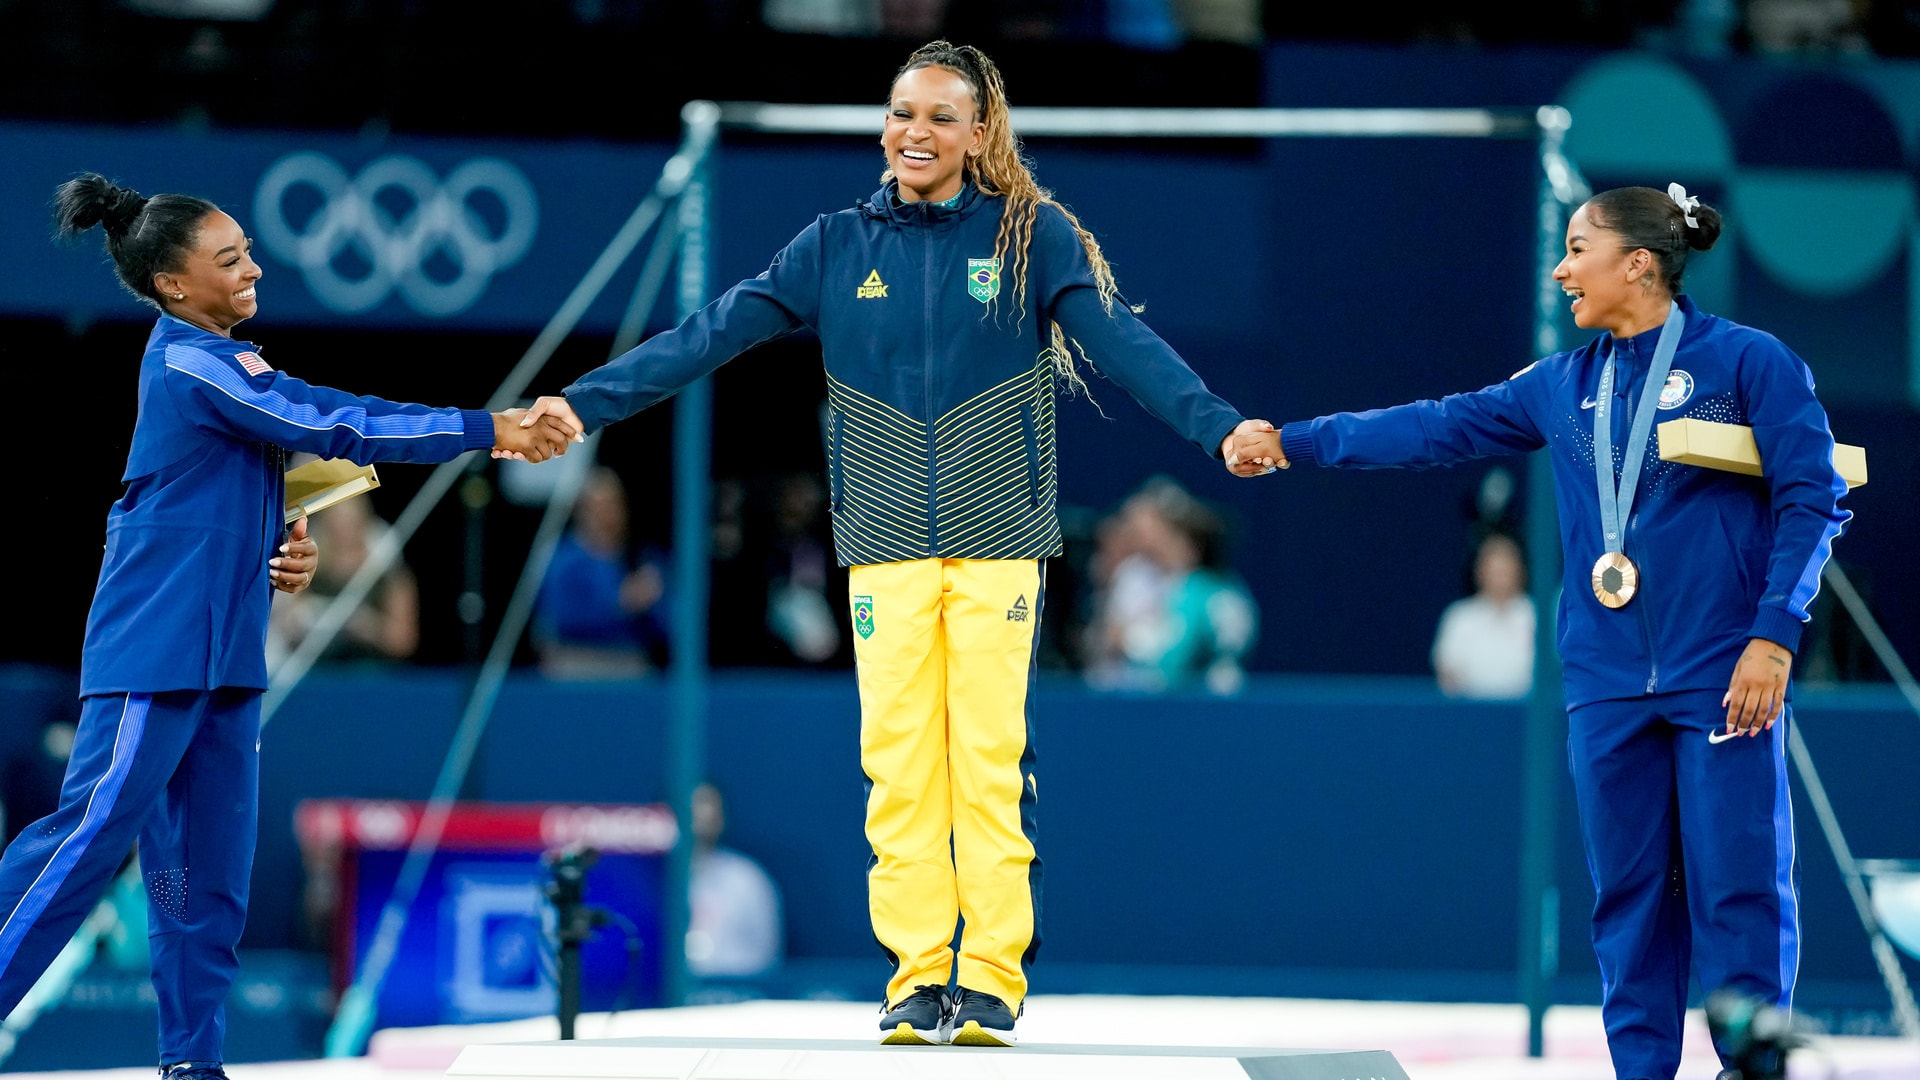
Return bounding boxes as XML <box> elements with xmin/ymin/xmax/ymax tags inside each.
<box><xmin>879</xmin><ymin>1022</ymin><xmax>943</xmax><ymax>1046</ymax></box>
<box><xmin>950</xmin><ymin>1020</ymin><xmax>1016</xmax><ymax>1047</ymax></box>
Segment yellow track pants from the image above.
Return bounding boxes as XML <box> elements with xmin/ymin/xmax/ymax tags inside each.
<box><xmin>850</xmin><ymin>558</ymin><xmax>1042</xmax><ymax>1012</ymax></box>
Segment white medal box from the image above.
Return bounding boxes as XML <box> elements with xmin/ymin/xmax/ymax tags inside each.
<box><xmin>1657</xmin><ymin>418</ymin><xmax>1867</xmax><ymax>490</ymax></box>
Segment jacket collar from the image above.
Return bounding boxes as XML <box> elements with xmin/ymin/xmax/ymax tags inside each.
<box><xmin>1603</xmin><ymin>293</ymin><xmax>1701</xmax><ymax>361</ymax></box>
<box><xmin>860</xmin><ymin>181</ymin><xmax>988</xmax><ymax>227</ymax></box>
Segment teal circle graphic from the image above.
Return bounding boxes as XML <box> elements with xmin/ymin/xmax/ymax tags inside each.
<box><xmin>1559</xmin><ymin>53</ymin><xmax>1732</xmax><ymax>180</ymax></box>
<box><xmin>1734</xmin><ymin>170</ymin><xmax>1913</xmax><ymax>296</ymax></box>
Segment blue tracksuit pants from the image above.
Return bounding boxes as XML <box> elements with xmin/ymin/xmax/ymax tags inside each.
<box><xmin>0</xmin><ymin>688</ymin><xmax>260</xmax><ymax>1065</ymax></box>
<box><xmin>1568</xmin><ymin>688</ymin><xmax>1800</xmax><ymax>1080</ymax></box>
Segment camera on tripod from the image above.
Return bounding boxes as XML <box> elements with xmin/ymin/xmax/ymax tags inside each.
<box><xmin>541</xmin><ymin>844</ymin><xmax>608</xmax><ymax>1040</ymax></box>
<box><xmin>543</xmin><ymin>844</ymin><xmax>600</xmax><ymax>914</ymax></box>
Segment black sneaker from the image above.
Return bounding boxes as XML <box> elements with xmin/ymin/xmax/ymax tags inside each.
<box><xmin>160</xmin><ymin>1064</ymin><xmax>229</xmax><ymax>1080</ymax></box>
<box><xmin>949</xmin><ymin>987</ymin><xmax>1018</xmax><ymax>1046</ymax></box>
<box><xmin>878</xmin><ymin>984</ymin><xmax>949</xmax><ymax>1045</ymax></box>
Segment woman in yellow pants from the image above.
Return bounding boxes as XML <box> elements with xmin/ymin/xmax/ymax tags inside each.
<box><xmin>520</xmin><ymin>40</ymin><xmax>1280</xmax><ymax>1045</ymax></box>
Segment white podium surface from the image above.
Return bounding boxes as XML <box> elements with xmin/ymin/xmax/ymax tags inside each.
<box><xmin>446</xmin><ymin>1035</ymin><xmax>1412</xmax><ymax>1080</ymax></box>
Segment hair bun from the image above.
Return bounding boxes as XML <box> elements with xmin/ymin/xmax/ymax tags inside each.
<box><xmin>53</xmin><ymin>172</ymin><xmax>148</xmax><ymax>239</ymax></box>
<box><xmin>102</xmin><ymin>184</ymin><xmax>149</xmax><ymax>237</ymax></box>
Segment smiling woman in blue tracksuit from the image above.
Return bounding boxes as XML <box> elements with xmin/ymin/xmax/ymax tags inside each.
<box><xmin>518</xmin><ymin>40</ymin><xmax>1279</xmax><ymax>1048</ymax></box>
<box><xmin>0</xmin><ymin>174</ymin><xmax>571</xmax><ymax>1080</ymax></box>
<box><xmin>1255</xmin><ymin>185</ymin><xmax>1851</xmax><ymax>1080</ymax></box>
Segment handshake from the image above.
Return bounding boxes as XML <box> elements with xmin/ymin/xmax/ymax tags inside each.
<box><xmin>1221</xmin><ymin>419</ymin><xmax>1289</xmax><ymax>477</ymax></box>
<box><xmin>492</xmin><ymin>400</ymin><xmax>1291</xmax><ymax>475</ymax></box>
<box><xmin>489</xmin><ymin>396</ymin><xmax>589</xmax><ymax>463</ymax></box>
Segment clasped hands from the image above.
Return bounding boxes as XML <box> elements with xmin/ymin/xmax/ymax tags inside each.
<box><xmin>1221</xmin><ymin>419</ymin><xmax>1288</xmax><ymax>477</ymax></box>
<box><xmin>491</xmin><ymin>399</ymin><xmax>587</xmax><ymax>462</ymax></box>
<box><xmin>496</xmin><ymin>401</ymin><xmax>1290</xmax><ymax>476</ymax></box>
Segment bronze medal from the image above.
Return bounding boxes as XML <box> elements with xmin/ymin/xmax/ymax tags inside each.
<box><xmin>1590</xmin><ymin>302</ymin><xmax>1683</xmax><ymax>614</ymax></box>
<box><xmin>1591</xmin><ymin>552</ymin><xmax>1638</xmax><ymax>609</ymax></box>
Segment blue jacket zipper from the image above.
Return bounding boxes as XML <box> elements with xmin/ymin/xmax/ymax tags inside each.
<box><xmin>922</xmin><ymin>220</ymin><xmax>939</xmax><ymax>553</ymax></box>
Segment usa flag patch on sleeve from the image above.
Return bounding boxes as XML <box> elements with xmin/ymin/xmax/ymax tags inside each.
<box><xmin>234</xmin><ymin>350</ymin><xmax>273</xmax><ymax>376</ymax></box>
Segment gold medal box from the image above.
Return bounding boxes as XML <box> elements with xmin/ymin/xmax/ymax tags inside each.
<box><xmin>1589</xmin><ymin>420</ymin><xmax>1867</xmax><ymax>610</ymax></box>
<box><xmin>1657</xmin><ymin>418</ymin><xmax>1868</xmax><ymax>490</ymax></box>
<box><xmin>284</xmin><ymin>457</ymin><xmax>381</xmax><ymax>525</ymax></box>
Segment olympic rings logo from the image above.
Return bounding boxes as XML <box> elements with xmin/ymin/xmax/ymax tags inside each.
<box><xmin>253</xmin><ymin>152</ymin><xmax>538</xmax><ymax>317</ymax></box>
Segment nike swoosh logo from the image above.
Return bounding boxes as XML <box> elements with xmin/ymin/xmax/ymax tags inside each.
<box><xmin>1708</xmin><ymin>729</ymin><xmax>1743</xmax><ymax>744</ymax></box>
<box><xmin>1580</xmin><ymin>396</ymin><xmax>1597</xmax><ymax>410</ymax></box>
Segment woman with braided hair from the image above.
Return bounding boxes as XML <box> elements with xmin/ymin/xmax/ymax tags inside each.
<box><xmin>522</xmin><ymin>40</ymin><xmax>1279</xmax><ymax>1046</ymax></box>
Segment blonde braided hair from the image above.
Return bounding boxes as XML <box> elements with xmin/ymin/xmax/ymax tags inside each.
<box><xmin>882</xmin><ymin>40</ymin><xmax>1123</xmax><ymax>399</ymax></box>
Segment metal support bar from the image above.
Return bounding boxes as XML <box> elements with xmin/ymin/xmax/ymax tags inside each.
<box><xmin>662</xmin><ymin>100</ymin><xmax>720</xmax><ymax>1010</ymax></box>
<box><xmin>1517</xmin><ymin>106</ymin><xmax>1585</xmax><ymax>1057</ymax></box>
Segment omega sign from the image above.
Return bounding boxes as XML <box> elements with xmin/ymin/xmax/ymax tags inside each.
<box><xmin>539</xmin><ymin>803</ymin><xmax>679</xmax><ymax>855</ymax></box>
<box><xmin>253</xmin><ymin>151</ymin><xmax>538</xmax><ymax>317</ymax></box>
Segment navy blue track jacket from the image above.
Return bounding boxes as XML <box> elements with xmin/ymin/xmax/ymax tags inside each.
<box><xmin>1280</xmin><ymin>295</ymin><xmax>1852</xmax><ymax>708</ymax></box>
<box><xmin>80</xmin><ymin>314</ymin><xmax>495</xmax><ymax>696</ymax></box>
<box><xmin>564</xmin><ymin>183</ymin><xmax>1248</xmax><ymax>567</ymax></box>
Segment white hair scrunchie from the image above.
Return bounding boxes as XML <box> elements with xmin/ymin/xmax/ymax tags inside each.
<box><xmin>1667</xmin><ymin>182</ymin><xmax>1701</xmax><ymax>229</ymax></box>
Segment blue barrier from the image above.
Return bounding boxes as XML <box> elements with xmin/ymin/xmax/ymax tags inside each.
<box><xmin>207</xmin><ymin>668</ymin><xmax>1919</xmax><ymax>1007</ymax></box>
<box><xmin>1</xmin><ymin>662</ymin><xmax>1912</xmax><ymax>1019</ymax></box>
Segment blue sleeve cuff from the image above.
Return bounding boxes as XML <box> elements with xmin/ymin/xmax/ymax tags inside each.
<box><xmin>461</xmin><ymin>409</ymin><xmax>495</xmax><ymax>452</ymax></box>
<box><xmin>1749</xmin><ymin>606</ymin><xmax>1806</xmax><ymax>655</ymax></box>
<box><xmin>1210</xmin><ymin>415</ymin><xmax>1249</xmax><ymax>460</ymax></box>
<box><xmin>1281</xmin><ymin>421</ymin><xmax>1319</xmax><ymax>468</ymax></box>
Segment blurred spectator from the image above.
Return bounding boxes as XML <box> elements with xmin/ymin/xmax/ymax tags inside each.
<box><xmin>1082</xmin><ymin>486</ymin><xmax>1178</xmax><ymax>678</ymax></box>
<box><xmin>762</xmin><ymin>0</ymin><xmax>880</xmax><ymax>35</ymax></box>
<box><xmin>1173</xmin><ymin>0</ymin><xmax>1264</xmax><ymax>44</ymax></box>
<box><xmin>686</xmin><ymin>781</ymin><xmax>784</xmax><ymax>982</ymax></box>
<box><xmin>1744</xmin><ymin>0</ymin><xmax>1872</xmax><ymax>52</ymax></box>
<box><xmin>708</xmin><ymin>475</ymin><xmax>764</xmax><ymax>669</ymax></box>
<box><xmin>1083</xmin><ymin>476</ymin><xmax>1259</xmax><ymax>694</ymax></box>
<box><xmin>1430</xmin><ymin>530</ymin><xmax>1535</xmax><ymax>700</ymax></box>
<box><xmin>532</xmin><ymin>465</ymin><xmax>669</xmax><ymax>679</ymax></box>
<box><xmin>708</xmin><ymin>470</ymin><xmax>852</xmax><ymax>669</ymax></box>
<box><xmin>758</xmin><ymin>472</ymin><xmax>848</xmax><ymax>667</ymax></box>
<box><xmin>266</xmin><ymin>487</ymin><xmax>420</xmax><ymax>670</ymax></box>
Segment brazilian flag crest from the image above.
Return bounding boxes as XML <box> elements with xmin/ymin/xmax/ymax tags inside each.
<box><xmin>966</xmin><ymin>258</ymin><xmax>1001</xmax><ymax>304</ymax></box>
<box><xmin>853</xmin><ymin>595</ymin><xmax>875</xmax><ymax>639</ymax></box>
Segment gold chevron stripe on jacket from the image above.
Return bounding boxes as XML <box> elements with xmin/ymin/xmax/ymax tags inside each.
<box><xmin>825</xmin><ymin>356</ymin><xmax>1061</xmax><ymax>566</ymax></box>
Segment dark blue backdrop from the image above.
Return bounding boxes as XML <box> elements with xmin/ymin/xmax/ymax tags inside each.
<box><xmin>5</xmin><ymin>41</ymin><xmax>1914</xmax><ymax>680</ymax></box>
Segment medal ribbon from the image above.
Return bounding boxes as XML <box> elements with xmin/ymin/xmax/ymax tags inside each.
<box><xmin>1593</xmin><ymin>301</ymin><xmax>1684</xmax><ymax>557</ymax></box>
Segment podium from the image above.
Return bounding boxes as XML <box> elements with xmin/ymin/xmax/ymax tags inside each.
<box><xmin>293</xmin><ymin>798</ymin><xmax>675</xmax><ymax>1030</ymax></box>
<box><xmin>447</xmin><ymin>1036</ymin><xmax>1413</xmax><ymax>1080</ymax></box>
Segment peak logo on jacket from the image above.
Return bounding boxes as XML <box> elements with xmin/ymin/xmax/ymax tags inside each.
<box><xmin>856</xmin><ymin>270</ymin><xmax>888</xmax><ymax>299</ymax></box>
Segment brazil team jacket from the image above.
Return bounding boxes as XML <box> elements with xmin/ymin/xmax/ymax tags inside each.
<box><xmin>563</xmin><ymin>183</ymin><xmax>1248</xmax><ymax>567</ymax></box>
<box><xmin>80</xmin><ymin>314</ymin><xmax>496</xmax><ymax>696</ymax></box>
<box><xmin>1278</xmin><ymin>295</ymin><xmax>1852</xmax><ymax>709</ymax></box>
